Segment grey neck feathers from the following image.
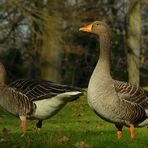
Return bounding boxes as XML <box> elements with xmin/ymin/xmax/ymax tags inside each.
<box><xmin>94</xmin><ymin>32</ymin><xmax>111</xmax><ymax>78</ymax></box>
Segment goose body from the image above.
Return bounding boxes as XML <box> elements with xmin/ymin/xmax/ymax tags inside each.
<box><xmin>9</xmin><ymin>79</ymin><xmax>83</xmax><ymax>120</ymax></box>
<box><xmin>79</xmin><ymin>21</ymin><xmax>148</xmax><ymax>139</ymax></box>
<box><xmin>0</xmin><ymin>63</ymin><xmax>83</xmax><ymax>135</ymax></box>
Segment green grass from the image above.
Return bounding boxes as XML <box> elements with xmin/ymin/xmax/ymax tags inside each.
<box><xmin>0</xmin><ymin>96</ymin><xmax>148</xmax><ymax>148</ymax></box>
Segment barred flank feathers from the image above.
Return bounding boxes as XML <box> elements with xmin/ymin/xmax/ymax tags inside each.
<box><xmin>114</xmin><ymin>80</ymin><xmax>148</xmax><ymax>108</ymax></box>
<box><xmin>9</xmin><ymin>88</ymin><xmax>36</xmax><ymax>116</ymax></box>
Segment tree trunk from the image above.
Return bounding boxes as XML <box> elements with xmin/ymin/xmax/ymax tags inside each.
<box><xmin>127</xmin><ymin>0</ymin><xmax>141</xmax><ymax>86</ymax></box>
<box><xmin>28</xmin><ymin>0</ymin><xmax>62</xmax><ymax>82</ymax></box>
<box><xmin>41</xmin><ymin>31</ymin><xmax>61</xmax><ymax>82</ymax></box>
<box><xmin>40</xmin><ymin>0</ymin><xmax>62</xmax><ymax>82</ymax></box>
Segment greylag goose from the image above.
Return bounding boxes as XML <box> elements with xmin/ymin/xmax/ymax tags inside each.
<box><xmin>79</xmin><ymin>21</ymin><xmax>148</xmax><ymax>139</ymax></box>
<box><xmin>0</xmin><ymin>63</ymin><xmax>83</xmax><ymax>136</ymax></box>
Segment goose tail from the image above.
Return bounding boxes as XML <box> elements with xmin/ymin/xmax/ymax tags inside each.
<box><xmin>56</xmin><ymin>91</ymin><xmax>84</xmax><ymax>102</ymax></box>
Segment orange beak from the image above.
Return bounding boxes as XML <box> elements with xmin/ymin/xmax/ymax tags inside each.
<box><xmin>79</xmin><ymin>24</ymin><xmax>93</xmax><ymax>32</ymax></box>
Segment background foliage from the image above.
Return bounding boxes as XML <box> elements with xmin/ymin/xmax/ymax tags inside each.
<box><xmin>0</xmin><ymin>0</ymin><xmax>147</xmax><ymax>87</ymax></box>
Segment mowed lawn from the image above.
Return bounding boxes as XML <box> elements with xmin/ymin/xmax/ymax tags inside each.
<box><xmin>0</xmin><ymin>95</ymin><xmax>147</xmax><ymax>148</ymax></box>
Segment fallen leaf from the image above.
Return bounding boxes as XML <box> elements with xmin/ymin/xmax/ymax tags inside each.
<box><xmin>75</xmin><ymin>141</ymin><xmax>90</xmax><ymax>148</ymax></box>
<box><xmin>58</xmin><ymin>136</ymin><xmax>69</xmax><ymax>144</ymax></box>
<box><xmin>55</xmin><ymin>128</ymin><xmax>70</xmax><ymax>144</ymax></box>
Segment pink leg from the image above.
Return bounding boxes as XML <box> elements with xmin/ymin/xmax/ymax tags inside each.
<box><xmin>21</xmin><ymin>120</ymin><xmax>27</xmax><ymax>133</ymax></box>
<box><xmin>117</xmin><ymin>130</ymin><xmax>122</xmax><ymax>139</ymax></box>
<box><xmin>129</xmin><ymin>124</ymin><xmax>135</xmax><ymax>139</ymax></box>
<box><xmin>115</xmin><ymin>124</ymin><xmax>123</xmax><ymax>139</ymax></box>
<box><xmin>20</xmin><ymin>116</ymin><xmax>27</xmax><ymax>136</ymax></box>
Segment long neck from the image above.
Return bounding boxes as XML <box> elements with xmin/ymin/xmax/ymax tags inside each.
<box><xmin>94</xmin><ymin>32</ymin><xmax>111</xmax><ymax>78</ymax></box>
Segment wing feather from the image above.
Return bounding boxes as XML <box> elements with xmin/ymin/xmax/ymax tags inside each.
<box><xmin>9</xmin><ymin>79</ymin><xmax>83</xmax><ymax>101</ymax></box>
<box><xmin>114</xmin><ymin>80</ymin><xmax>148</xmax><ymax>108</ymax></box>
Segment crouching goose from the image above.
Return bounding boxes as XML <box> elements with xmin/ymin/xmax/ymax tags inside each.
<box><xmin>0</xmin><ymin>63</ymin><xmax>83</xmax><ymax>136</ymax></box>
<box><xmin>79</xmin><ymin>21</ymin><xmax>148</xmax><ymax>139</ymax></box>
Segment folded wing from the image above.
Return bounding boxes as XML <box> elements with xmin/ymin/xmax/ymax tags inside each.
<box><xmin>114</xmin><ymin>80</ymin><xmax>148</xmax><ymax>109</ymax></box>
<box><xmin>9</xmin><ymin>79</ymin><xmax>83</xmax><ymax>101</ymax></box>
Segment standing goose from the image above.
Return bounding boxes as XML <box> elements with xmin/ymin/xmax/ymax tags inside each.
<box><xmin>0</xmin><ymin>63</ymin><xmax>83</xmax><ymax>136</ymax></box>
<box><xmin>79</xmin><ymin>21</ymin><xmax>148</xmax><ymax>139</ymax></box>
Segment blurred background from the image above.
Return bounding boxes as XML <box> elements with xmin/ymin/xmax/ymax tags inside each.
<box><xmin>0</xmin><ymin>0</ymin><xmax>147</xmax><ymax>87</ymax></box>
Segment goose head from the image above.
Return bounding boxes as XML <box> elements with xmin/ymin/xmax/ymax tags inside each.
<box><xmin>79</xmin><ymin>21</ymin><xmax>111</xmax><ymax>36</ymax></box>
<box><xmin>0</xmin><ymin>63</ymin><xmax>6</xmax><ymax>85</ymax></box>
